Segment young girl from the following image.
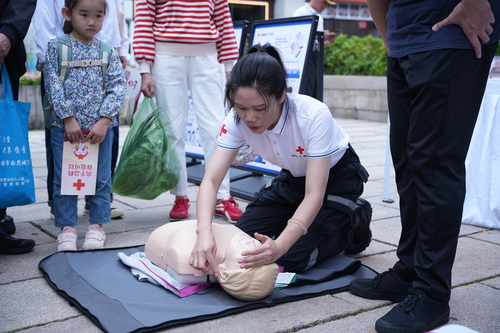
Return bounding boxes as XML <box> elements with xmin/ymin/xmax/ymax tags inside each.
<box><xmin>190</xmin><ymin>44</ymin><xmax>372</xmax><ymax>274</ymax></box>
<box><xmin>44</xmin><ymin>0</ymin><xmax>126</xmax><ymax>251</ymax></box>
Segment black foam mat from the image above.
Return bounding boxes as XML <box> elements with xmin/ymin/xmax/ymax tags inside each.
<box><xmin>39</xmin><ymin>245</ymin><xmax>377</xmax><ymax>333</ymax></box>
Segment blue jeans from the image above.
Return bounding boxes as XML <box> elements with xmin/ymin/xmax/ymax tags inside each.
<box><xmin>51</xmin><ymin>127</ymin><xmax>113</xmax><ymax>227</ymax></box>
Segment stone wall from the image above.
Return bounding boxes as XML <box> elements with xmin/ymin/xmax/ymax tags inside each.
<box><xmin>322</xmin><ymin>75</ymin><xmax>388</xmax><ymax>122</ymax></box>
<box><xmin>20</xmin><ymin>75</ymin><xmax>389</xmax><ymax>130</ymax></box>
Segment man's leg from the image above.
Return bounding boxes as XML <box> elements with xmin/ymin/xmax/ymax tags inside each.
<box><xmin>41</xmin><ymin>74</ymin><xmax>54</xmax><ymax>215</ymax></box>
<box><xmin>375</xmin><ymin>44</ymin><xmax>497</xmax><ymax>333</ymax></box>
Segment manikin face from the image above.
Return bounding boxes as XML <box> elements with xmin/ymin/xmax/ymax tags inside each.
<box><xmin>218</xmin><ymin>232</ymin><xmax>261</xmax><ymax>275</ymax></box>
<box><xmin>63</xmin><ymin>0</ymin><xmax>106</xmax><ymax>43</ymax></box>
<box><xmin>233</xmin><ymin>87</ymin><xmax>285</xmax><ymax>134</ymax></box>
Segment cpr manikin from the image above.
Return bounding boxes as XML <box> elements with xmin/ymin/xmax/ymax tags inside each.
<box><xmin>145</xmin><ymin>220</ymin><xmax>279</xmax><ymax>301</ymax></box>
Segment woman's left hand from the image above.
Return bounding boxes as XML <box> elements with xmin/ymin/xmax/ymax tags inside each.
<box><xmin>238</xmin><ymin>233</ymin><xmax>286</xmax><ymax>269</ymax></box>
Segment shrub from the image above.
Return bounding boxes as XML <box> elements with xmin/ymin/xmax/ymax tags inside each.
<box><xmin>19</xmin><ymin>71</ymin><xmax>42</xmax><ymax>85</ymax></box>
<box><xmin>325</xmin><ymin>34</ymin><xmax>500</xmax><ymax>76</ymax></box>
<box><xmin>324</xmin><ymin>34</ymin><xmax>388</xmax><ymax>76</ymax></box>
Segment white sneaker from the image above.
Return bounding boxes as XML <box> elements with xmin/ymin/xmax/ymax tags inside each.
<box><xmin>57</xmin><ymin>226</ymin><xmax>77</xmax><ymax>252</ymax></box>
<box><xmin>82</xmin><ymin>225</ymin><xmax>106</xmax><ymax>250</ymax></box>
<box><xmin>83</xmin><ymin>206</ymin><xmax>124</xmax><ymax>219</ymax></box>
<box><xmin>110</xmin><ymin>206</ymin><xmax>124</xmax><ymax>219</ymax></box>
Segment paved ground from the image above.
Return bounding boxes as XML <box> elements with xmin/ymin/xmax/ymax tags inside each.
<box><xmin>1</xmin><ymin>119</ymin><xmax>499</xmax><ymax>333</ymax></box>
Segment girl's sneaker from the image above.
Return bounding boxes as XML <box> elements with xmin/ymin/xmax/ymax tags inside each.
<box><xmin>82</xmin><ymin>224</ymin><xmax>106</xmax><ymax>250</ymax></box>
<box><xmin>57</xmin><ymin>226</ymin><xmax>77</xmax><ymax>252</ymax></box>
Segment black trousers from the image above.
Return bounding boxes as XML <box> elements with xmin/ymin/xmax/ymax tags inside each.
<box><xmin>235</xmin><ymin>147</ymin><xmax>368</xmax><ymax>272</ymax></box>
<box><xmin>387</xmin><ymin>43</ymin><xmax>498</xmax><ymax>302</ymax></box>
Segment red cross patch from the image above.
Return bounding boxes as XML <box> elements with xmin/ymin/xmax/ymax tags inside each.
<box><xmin>219</xmin><ymin>124</ymin><xmax>227</xmax><ymax>136</ymax></box>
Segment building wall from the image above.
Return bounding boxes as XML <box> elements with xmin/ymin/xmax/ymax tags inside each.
<box><xmin>274</xmin><ymin>0</ymin><xmax>304</xmax><ymax>18</ymax></box>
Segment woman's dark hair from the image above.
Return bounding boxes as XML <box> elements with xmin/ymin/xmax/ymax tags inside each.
<box><xmin>225</xmin><ymin>44</ymin><xmax>289</xmax><ymax>115</ymax></box>
<box><xmin>63</xmin><ymin>0</ymin><xmax>107</xmax><ymax>34</ymax></box>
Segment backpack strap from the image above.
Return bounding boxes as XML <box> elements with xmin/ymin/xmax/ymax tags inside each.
<box><xmin>56</xmin><ymin>34</ymin><xmax>73</xmax><ymax>83</ymax></box>
<box><xmin>55</xmin><ymin>35</ymin><xmax>113</xmax><ymax>82</ymax></box>
<box><xmin>98</xmin><ymin>40</ymin><xmax>113</xmax><ymax>81</ymax></box>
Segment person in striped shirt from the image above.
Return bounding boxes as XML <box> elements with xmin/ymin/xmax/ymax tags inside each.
<box><xmin>133</xmin><ymin>0</ymin><xmax>244</xmax><ymax>223</ymax></box>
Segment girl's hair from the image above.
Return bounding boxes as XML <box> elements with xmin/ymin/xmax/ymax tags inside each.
<box><xmin>218</xmin><ymin>263</ymin><xmax>279</xmax><ymax>301</ymax></box>
<box><xmin>63</xmin><ymin>0</ymin><xmax>107</xmax><ymax>34</ymax></box>
<box><xmin>225</xmin><ymin>44</ymin><xmax>289</xmax><ymax>117</ymax></box>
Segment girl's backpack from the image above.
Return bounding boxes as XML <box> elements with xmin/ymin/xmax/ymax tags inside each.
<box><xmin>43</xmin><ymin>34</ymin><xmax>113</xmax><ymax>129</ymax></box>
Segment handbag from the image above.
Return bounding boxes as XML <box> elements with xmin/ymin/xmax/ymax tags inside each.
<box><xmin>0</xmin><ymin>64</ymin><xmax>36</xmax><ymax>207</ymax></box>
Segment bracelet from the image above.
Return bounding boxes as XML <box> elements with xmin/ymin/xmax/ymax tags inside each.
<box><xmin>288</xmin><ymin>218</ymin><xmax>308</xmax><ymax>235</ymax></box>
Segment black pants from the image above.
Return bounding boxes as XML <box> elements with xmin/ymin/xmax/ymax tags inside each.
<box><xmin>387</xmin><ymin>43</ymin><xmax>498</xmax><ymax>302</ymax></box>
<box><xmin>235</xmin><ymin>147</ymin><xmax>368</xmax><ymax>272</ymax></box>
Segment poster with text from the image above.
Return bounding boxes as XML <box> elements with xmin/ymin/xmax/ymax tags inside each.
<box><xmin>251</xmin><ymin>19</ymin><xmax>314</xmax><ymax>94</ymax></box>
<box><xmin>61</xmin><ymin>132</ymin><xmax>99</xmax><ymax>195</ymax></box>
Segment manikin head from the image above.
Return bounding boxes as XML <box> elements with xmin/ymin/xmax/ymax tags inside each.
<box><xmin>217</xmin><ymin>232</ymin><xmax>279</xmax><ymax>301</ymax></box>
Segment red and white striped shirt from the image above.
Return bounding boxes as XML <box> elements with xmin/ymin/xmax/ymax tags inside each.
<box><xmin>133</xmin><ymin>0</ymin><xmax>239</xmax><ymax>69</ymax></box>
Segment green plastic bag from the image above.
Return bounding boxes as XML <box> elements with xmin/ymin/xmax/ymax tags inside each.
<box><xmin>112</xmin><ymin>98</ymin><xmax>179</xmax><ymax>199</ymax></box>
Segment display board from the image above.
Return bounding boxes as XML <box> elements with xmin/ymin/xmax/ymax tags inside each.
<box><xmin>233</xmin><ymin>20</ymin><xmax>250</xmax><ymax>57</ymax></box>
<box><xmin>250</xmin><ymin>15</ymin><xmax>319</xmax><ymax>96</ymax></box>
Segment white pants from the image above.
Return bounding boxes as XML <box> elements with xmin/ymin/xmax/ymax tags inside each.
<box><xmin>152</xmin><ymin>53</ymin><xmax>230</xmax><ymax>199</ymax></box>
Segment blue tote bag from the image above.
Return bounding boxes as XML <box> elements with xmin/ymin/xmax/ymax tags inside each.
<box><xmin>0</xmin><ymin>64</ymin><xmax>36</xmax><ymax>207</ymax></box>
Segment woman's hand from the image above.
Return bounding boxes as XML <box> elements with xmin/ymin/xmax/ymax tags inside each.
<box><xmin>237</xmin><ymin>233</ymin><xmax>286</xmax><ymax>269</ymax></box>
<box><xmin>140</xmin><ymin>73</ymin><xmax>156</xmax><ymax>98</ymax></box>
<box><xmin>189</xmin><ymin>229</ymin><xmax>219</xmax><ymax>276</ymax></box>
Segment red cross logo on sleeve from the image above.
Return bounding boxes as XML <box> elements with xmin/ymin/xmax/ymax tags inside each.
<box><xmin>219</xmin><ymin>124</ymin><xmax>227</xmax><ymax>136</ymax></box>
<box><xmin>296</xmin><ymin>146</ymin><xmax>305</xmax><ymax>154</ymax></box>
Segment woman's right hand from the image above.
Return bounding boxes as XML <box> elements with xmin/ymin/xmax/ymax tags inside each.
<box><xmin>140</xmin><ymin>73</ymin><xmax>156</xmax><ymax>98</ymax></box>
<box><xmin>189</xmin><ymin>229</ymin><xmax>219</xmax><ymax>276</ymax></box>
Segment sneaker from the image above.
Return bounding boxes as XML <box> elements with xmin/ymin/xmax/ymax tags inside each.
<box><xmin>82</xmin><ymin>224</ymin><xmax>106</xmax><ymax>250</ymax></box>
<box><xmin>214</xmin><ymin>198</ymin><xmax>243</xmax><ymax>223</ymax></box>
<box><xmin>375</xmin><ymin>288</ymin><xmax>450</xmax><ymax>333</ymax></box>
<box><xmin>349</xmin><ymin>268</ymin><xmax>412</xmax><ymax>303</ymax></box>
<box><xmin>84</xmin><ymin>205</ymin><xmax>124</xmax><ymax>219</ymax></box>
<box><xmin>0</xmin><ymin>235</ymin><xmax>35</xmax><ymax>254</ymax></box>
<box><xmin>0</xmin><ymin>214</ymin><xmax>16</xmax><ymax>235</ymax></box>
<box><xmin>110</xmin><ymin>206</ymin><xmax>124</xmax><ymax>219</ymax></box>
<box><xmin>169</xmin><ymin>197</ymin><xmax>190</xmax><ymax>221</ymax></box>
<box><xmin>57</xmin><ymin>226</ymin><xmax>77</xmax><ymax>252</ymax></box>
<box><xmin>344</xmin><ymin>197</ymin><xmax>373</xmax><ymax>254</ymax></box>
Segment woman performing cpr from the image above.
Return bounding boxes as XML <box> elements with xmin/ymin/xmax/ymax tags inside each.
<box><xmin>190</xmin><ymin>44</ymin><xmax>373</xmax><ymax>275</ymax></box>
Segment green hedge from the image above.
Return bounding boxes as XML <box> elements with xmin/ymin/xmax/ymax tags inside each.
<box><xmin>324</xmin><ymin>34</ymin><xmax>388</xmax><ymax>76</ymax></box>
<box><xmin>325</xmin><ymin>34</ymin><xmax>500</xmax><ymax>76</ymax></box>
<box><xmin>20</xmin><ymin>71</ymin><xmax>41</xmax><ymax>85</ymax></box>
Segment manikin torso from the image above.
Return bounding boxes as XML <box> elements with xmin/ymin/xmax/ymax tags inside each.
<box><xmin>145</xmin><ymin>220</ymin><xmax>259</xmax><ymax>278</ymax></box>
